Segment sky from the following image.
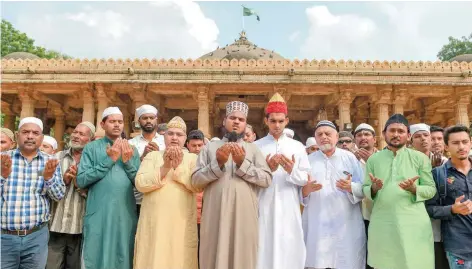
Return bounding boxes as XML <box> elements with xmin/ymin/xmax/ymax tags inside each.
<box><xmin>2</xmin><ymin>1</ymin><xmax>472</xmax><ymax>61</ymax></box>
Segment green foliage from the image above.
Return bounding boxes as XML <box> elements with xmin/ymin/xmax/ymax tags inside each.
<box><xmin>437</xmin><ymin>33</ymin><xmax>472</xmax><ymax>61</ymax></box>
<box><xmin>1</xmin><ymin>19</ymin><xmax>71</xmax><ymax>59</ymax></box>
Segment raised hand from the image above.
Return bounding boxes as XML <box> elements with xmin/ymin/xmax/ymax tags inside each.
<box><xmin>266</xmin><ymin>154</ymin><xmax>280</xmax><ymax>172</ymax></box>
<box><xmin>302</xmin><ymin>174</ymin><xmax>323</xmax><ymax>197</ymax></box>
<box><xmin>356</xmin><ymin>148</ymin><xmax>373</xmax><ymax>162</ymax></box>
<box><xmin>231</xmin><ymin>143</ymin><xmax>246</xmax><ymax>167</ymax></box>
<box><xmin>171</xmin><ymin>147</ymin><xmax>183</xmax><ymax>169</ymax></box>
<box><xmin>1</xmin><ymin>154</ymin><xmax>12</xmax><ymax>179</ymax></box>
<box><xmin>452</xmin><ymin>195</ymin><xmax>472</xmax><ymax>215</ymax></box>
<box><xmin>336</xmin><ymin>174</ymin><xmax>352</xmax><ymax>193</ymax></box>
<box><xmin>107</xmin><ymin>138</ymin><xmax>122</xmax><ymax>162</ymax></box>
<box><xmin>369</xmin><ymin>173</ymin><xmax>384</xmax><ymax>197</ymax></box>
<box><xmin>64</xmin><ymin>164</ymin><xmax>78</xmax><ymax>186</ymax></box>
<box><xmin>431</xmin><ymin>152</ymin><xmax>443</xmax><ymax>168</ymax></box>
<box><xmin>163</xmin><ymin>147</ymin><xmax>175</xmax><ymax>169</ymax></box>
<box><xmin>121</xmin><ymin>140</ymin><xmax>134</xmax><ymax>163</ymax></box>
<box><xmin>142</xmin><ymin>142</ymin><xmax>159</xmax><ymax>160</ymax></box>
<box><xmin>216</xmin><ymin>144</ymin><xmax>231</xmax><ymax>168</ymax></box>
<box><xmin>279</xmin><ymin>154</ymin><xmax>295</xmax><ymax>174</ymax></box>
<box><xmin>399</xmin><ymin>176</ymin><xmax>420</xmax><ymax>194</ymax></box>
<box><xmin>43</xmin><ymin>159</ymin><xmax>60</xmax><ymax>181</ymax></box>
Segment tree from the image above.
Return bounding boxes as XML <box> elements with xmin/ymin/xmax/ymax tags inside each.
<box><xmin>1</xmin><ymin>19</ymin><xmax>71</xmax><ymax>59</ymax></box>
<box><xmin>437</xmin><ymin>33</ymin><xmax>472</xmax><ymax>61</ymax></box>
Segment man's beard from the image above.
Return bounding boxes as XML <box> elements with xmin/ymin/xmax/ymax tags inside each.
<box><xmin>69</xmin><ymin>141</ymin><xmax>85</xmax><ymax>150</ymax></box>
<box><xmin>224</xmin><ymin>131</ymin><xmax>244</xmax><ymax>142</ymax></box>
<box><xmin>319</xmin><ymin>144</ymin><xmax>334</xmax><ymax>152</ymax></box>
<box><xmin>386</xmin><ymin>138</ymin><xmax>405</xmax><ymax>149</ymax></box>
<box><xmin>141</xmin><ymin>124</ymin><xmax>156</xmax><ymax>133</ymax></box>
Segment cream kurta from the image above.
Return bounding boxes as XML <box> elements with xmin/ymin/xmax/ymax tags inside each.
<box><xmin>133</xmin><ymin>150</ymin><xmax>199</xmax><ymax>269</ymax></box>
<box><xmin>191</xmin><ymin>138</ymin><xmax>272</xmax><ymax>269</ymax></box>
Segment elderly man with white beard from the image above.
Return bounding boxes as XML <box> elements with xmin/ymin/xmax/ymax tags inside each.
<box><xmin>47</xmin><ymin>121</ymin><xmax>96</xmax><ymax>269</ymax></box>
<box><xmin>301</xmin><ymin>120</ymin><xmax>366</xmax><ymax>269</ymax></box>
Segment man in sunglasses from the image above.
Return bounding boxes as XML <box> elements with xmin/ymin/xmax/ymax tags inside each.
<box><xmin>337</xmin><ymin>131</ymin><xmax>356</xmax><ymax>153</ymax></box>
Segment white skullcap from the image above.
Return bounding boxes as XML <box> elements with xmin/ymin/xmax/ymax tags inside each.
<box><xmin>210</xmin><ymin>137</ymin><xmax>221</xmax><ymax>142</ymax></box>
<box><xmin>283</xmin><ymin>128</ymin><xmax>294</xmax><ymax>138</ymax></box>
<box><xmin>78</xmin><ymin>121</ymin><xmax>96</xmax><ymax>137</ymax></box>
<box><xmin>43</xmin><ymin>135</ymin><xmax>58</xmax><ymax>150</ymax></box>
<box><xmin>306</xmin><ymin>137</ymin><xmax>317</xmax><ymax>148</ymax></box>
<box><xmin>136</xmin><ymin>104</ymin><xmax>158</xmax><ymax>119</ymax></box>
<box><xmin>19</xmin><ymin>117</ymin><xmax>43</xmax><ymax>131</ymax></box>
<box><xmin>410</xmin><ymin>123</ymin><xmax>430</xmax><ymax>135</ymax></box>
<box><xmin>354</xmin><ymin>123</ymin><xmax>375</xmax><ymax>135</ymax></box>
<box><xmin>102</xmin><ymin>107</ymin><xmax>123</xmax><ymax>120</ymax></box>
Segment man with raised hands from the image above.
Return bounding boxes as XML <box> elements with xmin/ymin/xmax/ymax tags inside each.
<box><xmin>77</xmin><ymin>107</ymin><xmax>140</xmax><ymax>269</ymax></box>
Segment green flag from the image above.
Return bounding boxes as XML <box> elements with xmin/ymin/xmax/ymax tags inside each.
<box><xmin>243</xmin><ymin>6</ymin><xmax>260</xmax><ymax>21</ymax></box>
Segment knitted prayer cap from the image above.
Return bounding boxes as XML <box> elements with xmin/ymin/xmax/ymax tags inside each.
<box><xmin>0</xmin><ymin>128</ymin><xmax>15</xmax><ymax>142</ymax></box>
<box><xmin>354</xmin><ymin>123</ymin><xmax>375</xmax><ymax>135</ymax></box>
<box><xmin>265</xmin><ymin>92</ymin><xmax>288</xmax><ymax>115</ymax></box>
<box><xmin>315</xmin><ymin>120</ymin><xmax>337</xmax><ymax>131</ymax></box>
<box><xmin>167</xmin><ymin>116</ymin><xmax>187</xmax><ymax>133</ymax></box>
<box><xmin>226</xmin><ymin>101</ymin><xmax>249</xmax><ymax>117</ymax></box>
<box><xmin>339</xmin><ymin>131</ymin><xmax>354</xmax><ymax>140</ymax></box>
<box><xmin>383</xmin><ymin>114</ymin><xmax>409</xmax><ymax>132</ymax></box>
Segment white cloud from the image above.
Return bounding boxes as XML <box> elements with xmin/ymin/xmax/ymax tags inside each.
<box><xmin>13</xmin><ymin>1</ymin><xmax>219</xmax><ymax>59</ymax></box>
<box><xmin>299</xmin><ymin>2</ymin><xmax>472</xmax><ymax>61</ymax></box>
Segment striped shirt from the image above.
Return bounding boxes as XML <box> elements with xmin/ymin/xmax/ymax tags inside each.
<box><xmin>49</xmin><ymin>149</ymin><xmax>86</xmax><ymax>234</ymax></box>
<box><xmin>1</xmin><ymin>149</ymin><xmax>65</xmax><ymax>231</ymax></box>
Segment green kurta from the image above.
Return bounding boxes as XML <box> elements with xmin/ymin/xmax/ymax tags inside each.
<box><xmin>77</xmin><ymin>137</ymin><xmax>140</xmax><ymax>269</ymax></box>
<box><xmin>362</xmin><ymin>147</ymin><xmax>436</xmax><ymax>269</ymax></box>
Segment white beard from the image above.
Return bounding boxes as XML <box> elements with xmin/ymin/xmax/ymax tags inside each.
<box><xmin>319</xmin><ymin>143</ymin><xmax>334</xmax><ymax>152</ymax></box>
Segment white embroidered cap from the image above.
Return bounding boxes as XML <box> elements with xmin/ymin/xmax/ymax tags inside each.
<box><xmin>354</xmin><ymin>123</ymin><xmax>375</xmax><ymax>135</ymax></box>
<box><xmin>283</xmin><ymin>128</ymin><xmax>294</xmax><ymax>138</ymax></box>
<box><xmin>306</xmin><ymin>137</ymin><xmax>317</xmax><ymax>148</ymax></box>
<box><xmin>19</xmin><ymin>117</ymin><xmax>43</xmax><ymax>131</ymax></box>
<box><xmin>102</xmin><ymin>107</ymin><xmax>123</xmax><ymax>120</ymax></box>
<box><xmin>410</xmin><ymin>123</ymin><xmax>430</xmax><ymax>135</ymax></box>
<box><xmin>226</xmin><ymin>101</ymin><xmax>249</xmax><ymax>117</ymax></box>
<box><xmin>136</xmin><ymin>104</ymin><xmax>158</xmax><ymax>119</ymax></box>
<box><xmin>43</xmin><ymin>135</ymin><xmax>58</xmax><ymax>150</ymax></box>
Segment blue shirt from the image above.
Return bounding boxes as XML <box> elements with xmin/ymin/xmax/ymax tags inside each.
<box><xmin>426</xmin><ymin>159</ymin><xmax>472</xmax><ymax>259</ymax></box>
<box><xmin>1</xmin><ymin>149</ymin><xmax>65</xmax><ymax>230</ymax></box>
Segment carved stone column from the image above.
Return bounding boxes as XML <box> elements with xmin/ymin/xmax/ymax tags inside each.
<box><xmin>82</xmin><ymin>87</ymin><xmax>95</xmax><ymax>123</ymax></box>
<box><xmin>197</xmin><ymin>87</ymin><xmax>211</xmax><ymax>138</ymax></box>
<box><xmin>374</xmin><ymin>87</ymin><xmax>392</xmax><ymax>149</ymax></box>
<box><xmin>3</xmin><ymin>114</ymin><xmax>16</xmax><ymax>130</ymax></box>
<box><xmin>95</xmin><ymin>85</ymin><xmax>109</xmax><ymax>137</ymax></box>
<box><xmin>393</xmin><ymin>88</ymin><xmax>408</xmax><ymax>115</ymax></box>
<box><xmin>337</xmin><ymin>89</ymin><xmax>354</xmax><ymax>131</ymax></box>
<box><xmin>129</xmin><ymin>87</ymin><xmax>146</xmax><ymax>138</ymax></box>
<box><xmin>455</xmin><ymin>94</ymin><xmax>470</xmax><ymax>126</ymax></box>
<box><xmin>18</xmin><ymin>88</ymin><xmax>35</xmax><ymax>120</ymax></box>
<box><xmin>54</xmin><ymin>109</ymin><xmax>65</xmax><ymax>150</ymax></box>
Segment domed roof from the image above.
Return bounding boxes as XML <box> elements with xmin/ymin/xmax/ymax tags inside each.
<box><xmin>199</xmin><ymin>31</ymin><xmax>284</xmax><ymax>61</ymax></box>
<box><xmin>3</xmin><ymin>52</ymin><xmax>40</xmax><ymax>60</ymax></box>
<box><xmin>450</xmin><ymin>54</ymin><xmax>472</xmax><ymax>63</ymax></box>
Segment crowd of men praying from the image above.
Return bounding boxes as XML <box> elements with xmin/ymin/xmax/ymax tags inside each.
<box><xmin>1</xmin><ymin>92</ymin><xmax>472</xmax><ymax>269</ymax></box>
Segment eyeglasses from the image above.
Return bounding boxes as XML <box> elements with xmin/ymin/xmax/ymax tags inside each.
<box><xmin>337</xmin><ymin>140</ymin><xmax>352</xmax><ymax>145</ymax></box>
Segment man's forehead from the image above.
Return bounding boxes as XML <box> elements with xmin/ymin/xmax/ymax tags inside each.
<box><xmin>413</xmin><ymin>130</ymin><xmax>430</xmax><ymax>136</ymax></box>
<box><xmin>75</xmin><ymin>124</ymin><xmax>91</xmax><ymax>133</ymax></box>
<box><xmin>167</xmin><ymin>128</ymin><xmax>185</xmax><ymax>135</ymax></box>
<box><xmin>227</xmin><ymin>111</ymin><xmax>246</xmax><ymax>119</ymax></box>
<box><xmin>106</xmin><ymin>114</ymin><xmax>123</xmax><ymax>120</ymax></box>
<box><xmin>139</xmin><ymin>113</ymin><xmax>157</xmax><ymax>118</ymax></box>
<box><xmin>19</xmin><ymin>123</ymin><xmax>42</xmax><ymax>132</ymax></box>
<box><xmin>316</xmin><ymin>126</ymin><xmax>336</xmax><ymax>133</ymax></box>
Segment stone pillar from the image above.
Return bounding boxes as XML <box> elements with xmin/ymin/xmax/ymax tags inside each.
<box><xmin>197</xmin><ymin>87</ymin><xmax>210</xmax><ymax>137</ymax></box>
<box><xmin>95</xmin><ymin>86</ymin><xmax>109</xmax><ymax>137</ymax></box>
<box><xmin>82</xmin><ymin>88</ymin><xmax>95</xmax><ymax>123</ymax></box>
<box><xmin>54</xmin><ymin>109</ymin><xmax>65</xmax><ymax>150</ymax></box>
<box><xmin>18</xmin><ymin>90</ymin><xmax>35</xmax><ymax>120</ymax></box>
<box><xmin>375</xmin><ymin>87</ymin><xmax>392</xmax><ymax>149</ymax></box>
<box><xmin>455</xmin><ymin>94</ymin><xmax>470</xmax><ymax>127</ymax></box>
<box><xmin>392</xmin><ymin>88</ymin><xmax>407</xmax><ymax>115</ymax></box>
<box><xmin>130</xmin><ymin>88</ymin><xmax>146</xmax><ymax>138</ymax></box>
<box><xmin>336</xmin><ymin>89</ymin><xmax>354</xmax><ymax>131</ymax></box>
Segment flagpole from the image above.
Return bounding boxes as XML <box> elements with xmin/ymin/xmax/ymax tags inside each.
<box><xmin>242</xmin><ymin>15</ymin><xmax>245</xmax><ymax>31</ymax></box>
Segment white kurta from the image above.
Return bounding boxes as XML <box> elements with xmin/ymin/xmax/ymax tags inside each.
<box><xmin>254</xmin><ymin>134</ymin><xmax>309</xmax><ymax>269</ymax></box>
<box><xmin>302</xmin><ymin>148</ymin><xmax>366</xmax><ymax>269</ymax></box>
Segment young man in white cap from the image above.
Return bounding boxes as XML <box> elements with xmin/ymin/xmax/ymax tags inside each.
<box><xmin>46</xmin><ymin>121</ymin><xmax>95</xmax><ymax>269</ymax></box>
<box><xmin>302</xmin><ymin>120</ymin><xmax>366</xmax><ymax>269</ymax></box>
<box><xmin>40</xmin><ymin>135</ymin><xmax>58</xmax><ymax>155</ymax></box>
<box><xmin>1</xmin><ymin>117</ymin><xmax>65</xmax><ymax>269</ymax></box>
<box><xmin>410</xmin><ymin>123</ymin><xmax>449</xmax><ymax>269</ymax></box>
<box><xmin>192</xmin><ymin>100</ymin><xmax>272</xmax><ymax>269</ymax></box>
<box><xmin>77</xmin><ymin>107</ymin><xmax>140</xmax><ymax>269</ymax></box>
<box><xmin>305</xmin><ymin>137</ymin><xmax>318</xmax><ymax>155</ymax></box>
<box><xmin>128</xmin><ymin>104</ymin><xmax>165</xmax><ymax>216</ymax></box>
<box><xmin>134</xmin><ymin>116</ymin><xmax>200</xmax><ymax>269</ymax></box>
<box><xmin>0</xmin><ymin>127</ymin><xmax>16</xmax><ymax>152</ymax></box>
<box><xmin>255</xmin><ymin>93</ymin><xmax>309</xmax><ymax>269</ymax></box>
<box><xmin>363</xmin><ymin>114</ymin><xmax>436</xmax><ymax>269</ymax></box>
